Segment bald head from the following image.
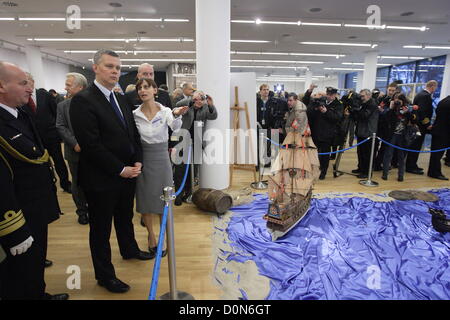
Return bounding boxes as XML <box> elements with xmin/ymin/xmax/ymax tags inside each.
<box><xmin>137</xmin><ymin>63</ymin><xmax>154</xmax><ymax>80</ymax></box>
<box><xmin>0</xmin><ymin>61</ymin><xmax>33</xmax><ymax>108</ymax></box>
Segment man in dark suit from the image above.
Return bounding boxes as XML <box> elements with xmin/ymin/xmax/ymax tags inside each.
<box><xmin>70</xmin><ymin>49</ymin><xmax>152</xmax><ymax>294</ymax></box>
<box><xmin>406</xmin><ymin>80</ymin><xmax>438</xmax><ymax>174</ymax></box>
<box><xmin>0</xmin><ymin>61</ymin><xmax>67</xmax><ymax>300</ymax></box>
<box><xmin>427</xmin><ymin>95</ymin><xmax>450</xmax><ymax>180</ymax></box>
<box><xmin>24</xmin><ymin>73</ymin><xmax>72</xmax><ymax>193</ymax></box>
<box><xmin>56</xmin><ymin>72</ymin><xmax>89</xmax><ymax>225</ymax></box>
<box><xmin>125</xmin><ymin>63</ymin><xmax>172</xmax><ymax>110</ymax></box>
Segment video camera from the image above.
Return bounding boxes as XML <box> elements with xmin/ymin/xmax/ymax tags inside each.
<box><xmin>341</xmin><ymin>91</ymin><xmax>362</xmax><ymax>112</ymax></box>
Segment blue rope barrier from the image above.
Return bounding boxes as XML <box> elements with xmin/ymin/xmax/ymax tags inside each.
<box><xmin>264</xmin><ymin>136</ymin><xmax>371</xmax><ymax>155</ymax></box>
<box><xmin>377</xmin><ymin>137</ymin><xmax>450</xmax><ymax>153</ymax></box>
<box><xmin>148</xmin><ymin>204</ymin><xmax>169</xmax><ymax>300</ymax></box>
<box><xmin>175</xmin><ymin>145</ymin><xmax>192</xmax><ymax>197</ymax></box>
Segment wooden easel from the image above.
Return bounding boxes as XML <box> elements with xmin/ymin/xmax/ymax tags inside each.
<box><xmin>229</xmin><ymin>86</ymin><xmax>257</xmax><ymax>186</ymax></box>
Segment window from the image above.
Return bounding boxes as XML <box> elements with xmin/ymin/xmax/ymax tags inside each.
<box><xmin>344</xmin><ymin>72</ymin><xmax>358</xmax><ymax>90</ymax></box>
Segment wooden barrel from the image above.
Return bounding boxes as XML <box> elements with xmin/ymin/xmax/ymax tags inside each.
<box><xmin>192</xmin><ymin>188</ymin><xmax>233</xmax><ymax>215</ymax></box>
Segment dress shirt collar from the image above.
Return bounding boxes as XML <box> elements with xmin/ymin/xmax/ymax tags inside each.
<box><xmin>0</xmin><ymin>102</ymin><xmax>18</xmax><ymax>118</ymax></box>
<box><xmin>94</xmin><ymin>79</ymin><xmax>115</xmax><ymax>100</ymax></box>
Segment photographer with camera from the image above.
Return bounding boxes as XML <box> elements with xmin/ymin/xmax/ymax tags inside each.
<box><xmin>348</xmin><ymin>89</ymin><xmax>379</xmax><ymax>179</ymax></box>
<box><xmin>373</xmin><ymin>82</ymin><xmax>398</xmax><ymax>171</ymax></box>
<box><xmin>405</xmin><ymin>80</ymin><xmax>438</xmax><ymax>175</ymax></box>
<box><xmin>307</xmin><ymin>87</ymin><xmax>343</xmax><ymax>180</ymax></box>
<box><xmin>381</xmin><ymin>93</ymin><xmax>418</xmax><ymax>182</ymax></box>
<box><xmin>173</xmin><ymin>91</ymin><xmax>218</xmax><ymax>205</ymax></box>
<box><xmin>256</xmin><ymin>84</ymin><xmax>288</xmax><ymax>166</ymax></box>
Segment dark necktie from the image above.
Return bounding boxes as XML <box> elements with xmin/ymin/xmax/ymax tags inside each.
<box><xmin>109</xmin><ymin>92</ymin><xmax>126</xmax><ymax>127</ymax></box>
<box><xmin>28</xmin><ymin>96</ymin><xmax>36</xmax><ymax>113</ymax></box>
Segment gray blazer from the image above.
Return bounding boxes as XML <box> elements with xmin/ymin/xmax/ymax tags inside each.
<box><xmin>56</xmin><ymin>98</ymin><xmax>79</xmax><ymax>161</ymax></box>
<box><xmin>175</xmin><ymin>97</ymin><xmax>218</xmax><ymax>132</ymax></box>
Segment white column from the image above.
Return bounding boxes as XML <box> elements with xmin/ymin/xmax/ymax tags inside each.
<box><xmin>304</xmin><ymin>70</ymin><xmax>313</xmax><ymax>90</ymax></box>
<box><xmin>196</xmin><ymin>0</ymin><xmax>230</xmax><ymax>190</ymax></box>
<box><xmin>361</xmin><ymin>51</ymin><xmax>378</xmax><ymax>90</ymax></box>
<box><xmin>356</xmin><ymin>71</ymin><xmax>363</xmax><ymax>92</ymax></box>
<box><xmin>440</xmin><ymin>54</ymin><xmax>450</xmax><ymax>99</ymax></box>
<box><xmin>24</xmin><ymin>45</ymin><xmax>46</xmax><ymax>89</ymax></box>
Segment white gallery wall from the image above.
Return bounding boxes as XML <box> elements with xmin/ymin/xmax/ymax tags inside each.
<box><xmin>0</xmin><ymin>47</ymin><xmax>70</xmax><ymax>92</ymax></box>
<box><xmin>230</xmin><ymin>72</ymin><xmax>257</xmax><ymax>165</ymax></box>
<box><xmin>256</xmin><ymin>76</ymin><xmax>339</xmax><ymax>95</ymax></box>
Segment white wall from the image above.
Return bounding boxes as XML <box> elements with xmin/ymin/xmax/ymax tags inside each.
<box><xmin>256</xmin><ymin>76</ymin><xmax>339</xmax><ymax>95</ymax></box>
<box><xmin>256</xmin><ymin>80</ymin><xmax>305</xmax><ymax>94</ymax></box>
<box><xmin>0</xmin><ymin>47</ymin><xmax>70</xmax><ymax>93</ymax></box>
<box><xmin>230</xmin><ymin>72</ymin><xmax>257</xmax><ymax>165</ymax></box>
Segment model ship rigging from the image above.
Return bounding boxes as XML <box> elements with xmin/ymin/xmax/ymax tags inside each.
<box><xmin>264</xmin><ymin>101</ymin><xmax>320</xmax><ymax>240</ymax></box>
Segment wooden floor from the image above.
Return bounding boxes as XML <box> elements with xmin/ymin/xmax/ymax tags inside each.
<box><xmin>45</xmin><ymin>148</ymin><xmax>450</xmax><ymax>300</ymax></box>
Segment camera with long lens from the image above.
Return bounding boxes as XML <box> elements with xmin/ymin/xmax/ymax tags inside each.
<box><xmin>341</xmin><ymin>91</ymin><xmax>362</xmax><ymax>112</ymax></box>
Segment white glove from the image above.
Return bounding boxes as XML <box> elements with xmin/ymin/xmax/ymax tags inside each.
<box><xmin>10</xmin><ymin>236</ymin><xmax>34</xmax><ymax>256</ymax></box>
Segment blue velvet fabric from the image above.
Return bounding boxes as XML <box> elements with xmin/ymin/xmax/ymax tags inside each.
<box><xmin>225</xmin><ymin>189</ymin><xmax>450</xmax><ymax>300</ymax></box>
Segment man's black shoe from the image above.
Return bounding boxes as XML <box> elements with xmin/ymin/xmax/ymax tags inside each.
<box><xmin>45</xmin><ymin>259</ymin><xmax>53</xmax><ymax>268</ymax></box>
<box><xmin>98</xmin><ymin>278</ymin><xmax>130</xmax><ymax>293</ymax></box>
<box><xmin>61</xmin><ymin>182</ymin><xmax>72</xmax><ymax>194</ymax></box>
<box><xmin>406</xmin><ymin>169</ymin><xmax>424</xmax><ymax>175</ymax></box>
<box><xmin>319</xmin><ymin>173</ymin><xmax>326</xmax><ymax>180</ymax></box>
<box><xmin>428</xmin><ymin>174</ymin><xmax>449</xmax><ymax>181</ymax></box>
<box><xmin>398</xmin><ymin>176</ymin><xmax>404</xmax><ymax>182</ymax></box>
<box><xmin>174</xmin><ymin>196</ymin><xmax>183</xmax><ymax>206</ymax></box>
<box><xmin>351</xmin><ymin>169</ymin><xmax>361</xmax><ymax>174</ymax></box>
<box><xmin>45</xmin><ymin>292</ymin><xmax>69</xmax><ymax>300</ymax></box>
<box><xmin>78</xmin><ymin>214</ymin><xmax>89</xmax><ymax>225</ymax></box>
<box><xmin>123</xmin><ymin>250</ymin><xmax>154</xmax><ymax>260</ymax></box>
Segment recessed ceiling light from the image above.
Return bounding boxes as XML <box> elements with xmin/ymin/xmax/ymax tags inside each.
<box><xmin>137</xmin><ymin>31</ymin><xmax>147</xmax><ymax>35</ymax></box>
<box><xmin>309</xmin><ymin>8</ymin><xmax>322</xmax><ymax>13</ymax></box>
<box><xmin>64</xmin><ymin>31</ymin><xmax>74</xmax><ymax>34</ymax></box>
<box><xmin>2</xmin><ymin>1</ymin><xmax>18</xmax><ymax>7</ymax></box>
<box><xmin>109</xmin><ymin>2</ymin><xmax>122</xmax><ymax>8</ymax></box>
<box><xmin>400</xmin><ymin>12</ymin><xmax>414</xmax><ymax>17</ymax></box>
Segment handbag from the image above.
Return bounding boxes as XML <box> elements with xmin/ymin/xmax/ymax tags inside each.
<box><xmin>403</xmin><ymin>123</ymin><xmax>420</xmax><ymax>146</ymax></box>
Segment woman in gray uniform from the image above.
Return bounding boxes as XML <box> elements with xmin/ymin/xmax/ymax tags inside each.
<box><xmin>133</xmin><ymin>78</ymin><xmax>188</xmax><ymax>256</ymax></box>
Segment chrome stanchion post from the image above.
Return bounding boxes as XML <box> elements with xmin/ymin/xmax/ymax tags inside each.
<box><xmin>359</xmin><ymin>133</ymin><xmax>379</xmax><ymax>187</ymax></box>
<box><xmin>159</xmin><ymin>187</ymin><xmax>194</xmax><ymax>301</ymax></box>
<box><xmin>186</xmin><ymin>144</ymin><xmax>195</xmax><ymax>203</ymax></box>
<box><xmin>251</xmin><ymin>132</ymin><xmax>268</xmax><ymax>189</ymax></box>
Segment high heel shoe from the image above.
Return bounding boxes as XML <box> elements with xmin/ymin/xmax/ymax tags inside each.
<box><xmin>149</xmin><ymin>246</ymin><xmax>167</xmax><ymax>257</ymax></box>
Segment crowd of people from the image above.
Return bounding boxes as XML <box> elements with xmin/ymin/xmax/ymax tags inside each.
<box><xmin>0</xmin><ymin>49</ymin><xmax>217</xmax><ymax>299</ymax></box>
<box><xmin>1</xmin><ymin>48</ymin><xmax>449</xmax><ymax>300</ymax></box>
<box><xmin>256</xmin><ymin>81</ymin><xmax>450</xmax><ymax>181</ymax></box>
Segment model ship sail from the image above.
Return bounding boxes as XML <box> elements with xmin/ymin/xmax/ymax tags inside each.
<box><xmin>264</xmin><ymin>103</ymin><xmax>320</xmax><ymax>241</ymax></box>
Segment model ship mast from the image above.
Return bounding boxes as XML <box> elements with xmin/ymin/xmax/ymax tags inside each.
<box><xmin>263</xmin><ymin>104</ymin><xmax>320</xmax><ymax>240</ymax></box>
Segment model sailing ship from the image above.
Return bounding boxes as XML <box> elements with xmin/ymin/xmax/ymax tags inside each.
<box><xmin>263</xmin><ymin>100</ymin><xmax>320</xmax><ymax>240</ymax></box>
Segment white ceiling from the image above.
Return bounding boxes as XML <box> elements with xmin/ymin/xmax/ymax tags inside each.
<box><xmin>0</xmin><ymin>0</ymin><xmax>449</xmax><ymax>78</ymax></box>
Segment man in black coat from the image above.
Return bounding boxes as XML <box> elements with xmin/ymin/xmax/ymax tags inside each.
<box><xmin>307</xmin><ymin>87</ymin><xmax>343</xmax><ymax>180</ymax></box>
<box><xmin>24</xmin><ymin>73</ymin><xmax>71</xmax><ymax>193</ymax></box>
<box><xmin>374</xmin><ymin>83</ymin><xmax>398</xmax><ymax>170</ymax></box>
<box><xmin>352</xmin><ymin>89</ymin><xmax>379</xmax><ymax>179</ymax></box>
<box><xmin>0</xmin><ymin>61</ymin><xmax>67</xmax><ymax>300</ymax></box>
<box><xmin>406</xmin><ymin>80</ymin><xmax>438</xmax><ymax>174</ymax></box>
<box><xmin>70</xmin><ymin>50</ymin><xmax>152</xmax><ymax>294</ymax></box>
<box><xmin>427</xmin><ymin>95</ymin><xmax>450</xmax><ymax>180</ymax></box>
<box><xmin>125</xmin><ymin>63</ymin><xmax>172</xmax><ymax>110</ymax></box>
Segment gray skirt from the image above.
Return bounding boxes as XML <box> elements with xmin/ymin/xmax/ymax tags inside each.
<box><xmin>136</xmin><ymin>141</ymin><xmax>173</xmax><ymax>214</ymax></box>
